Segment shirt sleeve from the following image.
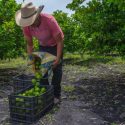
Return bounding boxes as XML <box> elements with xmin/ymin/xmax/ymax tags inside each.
<box><xmin>22</xmin><ymin>27</ymin><xmax>32</xmax><ymax>38</ymax></box>
<box><xmin>47</xmin><ymin>16</ymin><xmax>64</xmax><ymax>41</ymax></box>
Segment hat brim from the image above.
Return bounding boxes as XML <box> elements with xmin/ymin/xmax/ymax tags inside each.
<box><xmin>15</xmin><ymin>5</ymin><xmax>44</xmax><ymax>27</ymax></box>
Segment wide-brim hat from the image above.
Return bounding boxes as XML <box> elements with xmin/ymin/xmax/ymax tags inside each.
<box><xmin>15</xmin><ymin>2</ymin><xmax>44</xmax><ymax>27</ymax></box>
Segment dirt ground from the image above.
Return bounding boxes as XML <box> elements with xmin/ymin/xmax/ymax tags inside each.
<box><xmin>0</xmin><ymin>59</ymin><xmax>125</xmax><ymax>125</ymax></box>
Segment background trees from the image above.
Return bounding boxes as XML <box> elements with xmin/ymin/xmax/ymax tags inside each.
<box><xmin>0</xmin><ymin>0</ymin><xmax>125</xmax><ymax>59</ymax></box>
<box><xmin>0</xmin><ymin>0</ymin><xmax>25</xmax><ymax>59</ymax></box>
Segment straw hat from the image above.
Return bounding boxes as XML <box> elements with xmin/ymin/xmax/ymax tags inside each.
<box><xmin>15</xmin><ymin>2</ymin><xmax>44</xmax><ymax>27</ymax></box>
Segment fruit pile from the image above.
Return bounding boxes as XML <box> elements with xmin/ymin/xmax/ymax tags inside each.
<box><xmin>9</xmin><ymin>56</ymin><xmax>54</xmax><ymax>119</ymax></box>
<box><xmin>16</xmin><ymin>70</ymin><xmax>44</xmax><ymax>98</ymax></box>
<box><xmin>15</xmin><ymin>85</ymin><xmax>46</xmax><ymax>109</ymax></box>
<box><xmin>14</xmin><ymin>59</ymin><xmax>46</xmax><ymax>110</ymax></box>
<box><xmin>17</xmin><ymin>85</ymin><xmax>46</xmax><ymax>98</ymax></box>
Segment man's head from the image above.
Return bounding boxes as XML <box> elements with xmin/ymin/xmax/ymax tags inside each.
<box><xmin>15</xmin><ymin>2</ymin><xmax>44</xmax><ymax>27</ymax></box>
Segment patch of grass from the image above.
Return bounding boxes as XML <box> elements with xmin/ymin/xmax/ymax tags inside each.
<box><xmin>0</xmin><ymin>58</ymin><xmax>26</xmax><ymax>69</ymax></box>
<box><xmin>64</xmin><ymin>53</ymin><xmax>125</xmax><ymax>67</ymax></box>
<box><xmin>69</xmin><ymin>95</ymin><xmax>77</xmax><ymax>100</ymax></box>
<box><xmin>111</xmin><ymin>123</ymin><xmax>118</xmax><ymax>125</ymax></box>
<box><xmin>44</xmin><ymin>113</ymin><xmax>54</xmax><ymax>122</ymax></box>
<box><xmin>64</xmin><ymin>64</ymin><xmax>88</xmax><ymax>72</ymax></box>
<box><xmin>62</xmin><ymin>85</ymin><xmax>75</xmax><ymax>93</ymax></box>
<box><xmin>107</xmin><ymin>56</ymin><xmax>125</xmax><ymax>65</ymax></box>
<box><xmin>41</xmin><ymin>107</ymin><xmax>59</xmax><ymax>124</ymax></box>
<box><xmin>0</xmin><ymin>53</ymin><xmax>125</xmax><ymax>70</ymax></box>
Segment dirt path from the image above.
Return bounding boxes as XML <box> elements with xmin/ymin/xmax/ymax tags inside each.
<box><xmin>0</xmin><ymin>62</ymin><xmax>125</xmax><ymax>125</ymax></box>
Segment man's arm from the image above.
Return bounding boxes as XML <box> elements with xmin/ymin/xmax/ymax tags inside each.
<box><xmin>53</xmin><ymin>33</ymin><xmax>64</xmax><ymax>68</ymax></box>
<box><xmin>24</xmin><ymin>35</ymin><xmax>33</xmax><ymax>55</ymax></box>
<box><xmin>22</xmin><ymin>27</ymin><xmax>33</xmax><ymax>55</ymax></box>
<box><xmin>47</xmin><ymin>16</ymin><xmax>64</xmax><ymax>67</ymax></box>
<box><xmin>56</xmin><ymin>33</ymin><xmax>64</xmax><ymax>60</ymax></box>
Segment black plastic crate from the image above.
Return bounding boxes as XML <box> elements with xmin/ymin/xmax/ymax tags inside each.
<box><xmin>13</xmin><ymin>74</ymin><xmax>49</xmax><ymax>92</ymax></box>
<box><xmin>13</xmin><ymin>74</ymin><xmax>34</xmax><ymax>92</ymax></box>
<box><xmin>8</xmin><ymin>85</ymin><xmax>54</xmax><ymax>124</ymax></box>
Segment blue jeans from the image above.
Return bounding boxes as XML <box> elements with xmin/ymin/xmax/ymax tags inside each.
<box><xmin>39</xmin><ymin>45</ymin><xmax>63</xmax><ymax>98</ymax></box>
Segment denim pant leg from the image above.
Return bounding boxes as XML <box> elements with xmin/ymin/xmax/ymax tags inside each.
<box><xmin>39</xmin><ymin>45</ymin><xmax>63</xmax><ymax>98</ymax></box>
<box><xmin>52</xmin><ymin>61</ymin><xmax>62</xmax><ymax>98</ymax></box>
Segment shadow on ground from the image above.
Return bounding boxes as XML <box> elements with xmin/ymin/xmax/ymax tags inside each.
<box><xmin>69</xmin><ymin>75</ymin><xmax>125</xmax><ymax>124</ymax></box>
<box><xmin>63</xmin><ymin>56</ymin><xmax>113</xmax><ymax>67</ymax></box>
<box><xmin>1</xmin><ymin>58</ymin><xmax>125</xmax><ymax>125</ymax></box>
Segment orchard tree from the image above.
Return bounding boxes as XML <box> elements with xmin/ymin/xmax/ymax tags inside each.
<box><xmin>66</xmin><ymin>0</ymin><xmax>125</xmax><ymax>55</ymax></box>
<box><xmin>0</xmin><ymin>0</ymin><xmax>25</xmax><ymax>59</ymax></box>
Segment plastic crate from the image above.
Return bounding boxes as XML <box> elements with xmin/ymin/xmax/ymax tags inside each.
<box><xmin>13</xmin><ymin>74</ymin><xmax>34</xmax><ymax>92</ymax></box>
<box><xmin>13</xmin><ymin>74</ymin><xmax>50</xmax><ymax>92</ymax></box>
<box><xmin>8</xmin><ymin>85</ymin><xmax>54</xmax><ymax>124</ymax></box>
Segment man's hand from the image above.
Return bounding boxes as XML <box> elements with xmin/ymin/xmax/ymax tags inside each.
<box><xmin>53</xmin><ymin>57</ymin><xmax>60</xmax><ymax>69</ymax></box>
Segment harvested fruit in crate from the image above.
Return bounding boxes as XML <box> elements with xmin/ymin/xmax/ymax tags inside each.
<box><xmin>17</xmin><ymin>86</ymin><xmax>46</xmax><ymax>97</ymax></box>
<box><xmin>13</xmin><ymin>52</ymin><xmax>56</xmax><ymax>92</ymax></box>
<box><xmin>9</xmin><ymin>85</ymin><xmax>54</xmax><ymax>124</ymax></box>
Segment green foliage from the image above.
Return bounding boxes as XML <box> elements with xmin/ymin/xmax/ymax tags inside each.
<box><xmin>53</xmin><ymin>11</ymin><xmax>75</xmax><ymax>53</ymax></box>
<box><xmin>33</xmin><ymin>38</ymin><xmax>39</xmax><ymax>51</ymax></box>
<box><xmin>0</xmin><ymin>0</ymin><xmax>25</xmax><ymax>59</ymax></box>
<box><xmin>1</xmin><ymin>0</ymin><xmax>125</xmax><ymax>59</ymax></box>
<box><xmin>65</xmin><ymin>0</ymin><xmax>125</xmax><ymax>55</ymax></box>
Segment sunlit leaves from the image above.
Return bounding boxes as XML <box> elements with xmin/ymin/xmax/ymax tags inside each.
<box><xmin>0</xmin><ymin>0</ymin><xmax>24</xmax><ymax>59</ymax></box>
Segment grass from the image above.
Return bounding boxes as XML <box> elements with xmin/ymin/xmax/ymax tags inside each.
<box><xmin>64</xmin><ymin>53</ymin><xmax>125</xmax><ymax>66</ymax></box>
<box><xmin>63</xmin><ymin>53</ymin><xmax>125</xmax><ymax>75</ymax></box>
<box><xmin>0</xmin><ymin>53</ymin><xmax>125</xmax><ymax>69</ymax></box>
<box><xmin>111</xmin><ymin>123</ymin><xmax>118</xmax><ymax>125</ymax></box>
<box><xmin>0</xmin><ymin>57</ymin><xmax>26</xmax><ymax>69</ymax></box>
<box><xmin>62</xmin><ymin>85</ymin><xmax>75</xmax><ymax>93</ymax></box>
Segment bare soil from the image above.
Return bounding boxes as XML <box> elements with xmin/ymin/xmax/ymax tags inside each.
<box><xmin>0</xmin><ymin>60</ymin><xmax>125</xmax><ymax>125</ymax></box>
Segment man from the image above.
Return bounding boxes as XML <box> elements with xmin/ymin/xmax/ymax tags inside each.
<box><xmin>15</xmin><ymin>2</ymin><xmax>64</xmax><ymax>104</ymax></box>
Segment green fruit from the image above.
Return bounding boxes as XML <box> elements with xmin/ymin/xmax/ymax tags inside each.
<box><xmin>35</xmin><ymin>86</ymin><xmax>40</xmax><ymax>92</ymax></box>
<box><xmin>25</xmin><ymin>91</ymin><xmax>29</xmax><ymax>96</ymax></box>
<box><xmin>35</xmin><ymin>72</ymin><xmax>42</xmax><ymax>79</ymax></box>
<box><xmin>41</xmin><ymin>87</ymin><xmax>46</xmax><ymax>93</ymax></box>
<box><xmin>35</xmin><ymin>72</ymin><xmax>40</xmax><ymax>76</ymax></box>
<box><xmin>32</xmin><ymin>79</ymin><xmax>37</xmax><ymax>84</ymax></box>
<box><xmin>22</xmin><ymin>93</ymin><xmax>26</xmax><ymax>96</ymax></box>
<box><xmin>35</xmin><ymin>82</ymin><xmax>40</xmax><ymax>87</ymax></box>
<box><xmin>26</xmin><ymin>92</ymin><xmax>31</xmax><ymax>96</ymax></box>
<box><xmin>16</xmin><ymin>98</ymin><xmax>24</xmax><ymax>107</ymax></box>
<box><xmin>36</xmin><ymin>74</ymin><xmax>42</xmax><ymax>79</ymax></box>
<box><xmin>28</xmin><ymin>89</ymin><xmax>34</xmax><ymax>96</ymax></box>
<box><xmin>38</xmin><ymin>99</ymin><xmax>42</xmax><ymax>104</ymax></box>
<box><xmin>34</xmin><ymin>92</ymin><xmax>39</xmax><ymax>96</ymax></box>
<box><xmin>25</xmin><ymin>103</ymin><xmax>31</xmax><ymax>107</ymax></box>
<box><xmin>16</xmin><ymin>98</ymin><xmax>20</xmax><ymax>102</ymax></box>
<box><xmin>20</xmin><ymin>98</ymin><xmax>24</xmax><ymax>102</ymax></box>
